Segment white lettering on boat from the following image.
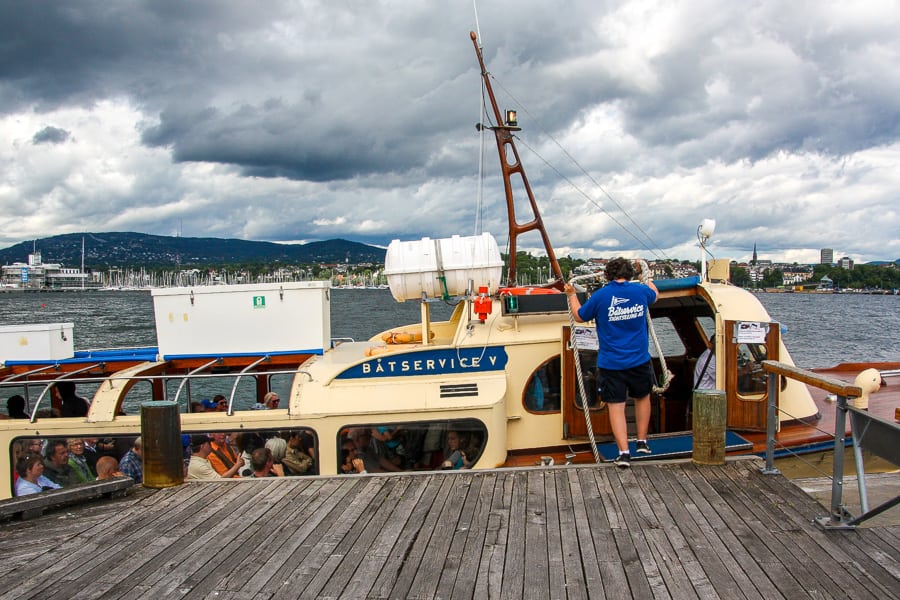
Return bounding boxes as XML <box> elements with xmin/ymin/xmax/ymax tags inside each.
<box><xmin>345</xmin><ymin>347</ymin><xmax>507</xmax><ymax>379</ymax></box>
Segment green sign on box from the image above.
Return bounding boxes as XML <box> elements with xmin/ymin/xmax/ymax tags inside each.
<box><xmin>253</xmin><ymin>295</ymin><xmax>266</xmax><ymax>308</ymax></box>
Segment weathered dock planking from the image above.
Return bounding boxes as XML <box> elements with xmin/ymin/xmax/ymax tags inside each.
<box><xmin>0</xmin><ymin>458</ymin><xmax>897</xmax><ymax>599</ymax></box>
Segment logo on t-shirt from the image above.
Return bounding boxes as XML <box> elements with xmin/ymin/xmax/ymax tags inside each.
<box><xmin>607</xmin><ymin>295</ymin><xmax>644</xmax><ymax>321</ymax></box>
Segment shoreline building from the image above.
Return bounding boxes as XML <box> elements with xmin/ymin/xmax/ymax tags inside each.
<box><xmin>820</xmin><ymin>248</ymin><xmax>834</xmax><ymax>265</ymax></box>
<box><xmin>0</xmin><ymin>251</ymin><xmax>88</xmax><ymax>289</ymax></box>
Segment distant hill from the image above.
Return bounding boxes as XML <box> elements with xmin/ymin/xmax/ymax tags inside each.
<box><xmin>0</xmin><ymin>232</ymin><xmax>386</xmax><ymax>268</ymax></box>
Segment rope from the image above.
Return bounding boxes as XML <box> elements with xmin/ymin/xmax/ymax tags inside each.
<box><xmin>634</xmin><ymin>259</ymin><xmax>673</xmax><ymax>393</ymax></box>
<box><xmin>565</xmin><ymin>280</ymin><xmax>603</xmax><ymax>465</ymax></box>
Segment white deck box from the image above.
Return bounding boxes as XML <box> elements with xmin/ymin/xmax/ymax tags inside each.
<box><xmin>0</xmin><ymin>323</ymin><xmax>75</xmax><ymax>363</ymax></box>
<box><xmin>384</xmin><ymin>233</ymin><xmax>503</xmax><ymax>302</ymax></box>
<box><xmin>151</xmin><ymin>282</ymin><xmax>331</xmax><ymax>358</ymax></box>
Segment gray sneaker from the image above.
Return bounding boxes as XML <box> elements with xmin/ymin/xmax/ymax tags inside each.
<box><xmin>614</xmin><ymin>453</ymin><xmax>631</xmax><ymax>468</ymax></box>
<box><xmin>635</xmin><ymin>440</ymin><xmax>652</xmax><ymax>455</ymax></box>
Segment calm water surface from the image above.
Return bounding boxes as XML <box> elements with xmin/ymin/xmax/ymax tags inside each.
<box><xmin>0</xmin><ymin>288</ymin><xmax>897</xmax><ymax>369</ymax></box>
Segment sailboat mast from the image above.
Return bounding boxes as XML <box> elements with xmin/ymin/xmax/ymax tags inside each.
<box><xmin>469</xmin><ymin>31</ymin><xmax>564</xmax><ymax>288</ymax></box>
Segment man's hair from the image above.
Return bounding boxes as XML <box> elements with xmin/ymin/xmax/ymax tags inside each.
<box><xmin>605</xmin><ymin>257</ymin><xmax>634</xmax><ymax>282</ymax></box>
<box><xmin>250</xmin><ymin>447</ymin><xmax>271</xmax><ymax>472</ymax></box>
<box><xmin>6</xmin><ymin>394</ymin><xmax>25</xmax><ymax>413</ymax></box>
<box><xmin>44</xmin><ymin>439</ymin><xmax>67</xmax><ymax>459</ymax></box>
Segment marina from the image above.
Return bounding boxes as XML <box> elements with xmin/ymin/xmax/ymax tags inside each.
<box><xmin>0</xmin><ymin>459</ymin><xmax>897</xmax><ymax>599</ymax></box>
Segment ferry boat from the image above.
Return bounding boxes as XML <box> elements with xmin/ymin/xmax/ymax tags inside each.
<box><xmin>1</xmin><ymin>32</ymin><xmax>897</xmax><ymax>499</ymax></box>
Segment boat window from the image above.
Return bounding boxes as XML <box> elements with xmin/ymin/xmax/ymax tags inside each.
<box><xmin>736</xmin><ymin>343</ymin><xmax>768</xmax><ymax>395</ymax></box>
<box><xmin>649</xmin><ymin>317</ymin><xmax>685</xmax><ymax>357</ymax></box>
<box><xmin>338</xmin><ymin>418</ymin><xmax>487</xmax><ymax>473</ymax></box>
<box><xmin>697</xmin><ymin>316</ymin><xmax>715</xmax><ymax>340</ymax></box>
<box><xmin>9</xmin><ymin>427</ymin><xmax>320</xmax><ymax>494</ymax></box>
<box><xmin>523</xmin><ymin>356</ymin><xmax>561</xmax><ymax>413</ymax></box>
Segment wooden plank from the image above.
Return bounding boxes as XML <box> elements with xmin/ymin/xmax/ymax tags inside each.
<box><xmin>0</xmin><ymin>462</ymin><xmax>897</xmax><ymax>599</ymax></box>
<box><xmin>472</xmin><ymin>469</ymin><xmax>514</xmax><ymax>600</ymax></box>
<box><xmin>375</xmin><ymin>474</ymin><xmax>456</xmax><ymax>599</ymax></box>
<box><xmin>553</xmin><ymin>469</ymin><xmax>588</xmax><ymax>600</ymax></box>
<box><xmin>581</xmin><ymin>466</ymin><xmax>630</xmax><ymax>596</ymax></box>
<box><xmin>366</xmin><ymin>474</ymin><xmax>447</xmax><ymax>599</ymax></box>
<box><xmin>0</xmin><ymin>476</ymin><xmax>133</xmax><ymax>520</ymax></box>
<box><xmin>731</xmin><ymin>462</ymin><xmax>900</xmax><ymax>599</ymax></box>
<box><xmin>451</xmin><ymin>471</ymin><xmax>500</xmax><ymax>600</ymax></box>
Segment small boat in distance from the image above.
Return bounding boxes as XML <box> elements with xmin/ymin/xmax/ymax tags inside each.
<box><xmin>1</xmin><ymin>32</ymin><xmax>897</xmax><ymax>499</ymax></box>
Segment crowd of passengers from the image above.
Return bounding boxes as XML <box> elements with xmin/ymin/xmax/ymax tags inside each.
<box><xmin>339</xmin><ymin>426</ymin><xmax>481</xmax><ymax>474</ymax></box>
<box><xmin>10</xmin><ymin>428</ymin><xmax>318</xmax><ymax>497</ymax></box>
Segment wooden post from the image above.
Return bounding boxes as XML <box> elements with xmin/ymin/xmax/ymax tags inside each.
<box><xmin>693</xmin><ymin>390</ymin><xmax>726</xmax><ymax>465</ymax></box>
<box><xmin>141</xmin><ymin>401</ymin><xmax>184</xmax><ymax>488</ymax></box>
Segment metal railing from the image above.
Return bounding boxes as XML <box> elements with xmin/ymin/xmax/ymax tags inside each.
<box><xmin>761</xmin><ymin>360</ymin><xmax>900</xmax><ymax>528</ymax></box>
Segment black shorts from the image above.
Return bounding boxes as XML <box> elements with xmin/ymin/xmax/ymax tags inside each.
<box><xmin>598</xmin><ymin>361</ymin><xmax>654</xmax><ymax>403</ymax></box>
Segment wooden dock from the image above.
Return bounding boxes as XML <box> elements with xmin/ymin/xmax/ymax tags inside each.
<box><xmin>1</xmin><ymin>458</ymin><xmax>897</xmax><ymax>599</ymax></box>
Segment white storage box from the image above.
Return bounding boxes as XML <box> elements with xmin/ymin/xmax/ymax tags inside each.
<box><xmin>384</xmin><ymin>233</ymin><xmax>503</xmax><ymax>302</ymax></box>
<box><xmin>0</xmin><ymin>323</ymin><xmax>74</xmax><ymax>363</ymax></box>
<box><xmin>151</xmin><ymin>282</ymin><xmax>331</xmax><ymax>358</ymax></box>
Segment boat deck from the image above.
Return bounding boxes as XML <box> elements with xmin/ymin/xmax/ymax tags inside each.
<box><xmin>1</xmin><ymin>458</ymin><xmax>897</xmax><ymax>599</ymax></box>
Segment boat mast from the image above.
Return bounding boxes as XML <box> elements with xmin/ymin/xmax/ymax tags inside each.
<box><xmin>470</xmin><ymin>31</ymin><xmax>564</xmax><ymax>288</ymax></box>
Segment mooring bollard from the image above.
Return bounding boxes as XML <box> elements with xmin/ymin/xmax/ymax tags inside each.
<box><xmin>141</xmin><ymin>401</ymin><xmax>184</xmax><ymax>488</ymax></box>
<box><xmin>692</xmin><ymin>389</ymin><xmax>726</xmax><ymax>465</ymax></box>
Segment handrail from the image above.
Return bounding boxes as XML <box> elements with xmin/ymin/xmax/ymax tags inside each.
<box><xmin>761</xmin><ymin>360</ymin><xmax>862</xmax><ymax>397</ymax></box>
<box><xmin>227</xmin><ymin>355</ymin><xmax>270</xmax><ymax>415</ymax></box>
<box><xmin>28</xmin><ymin>362</ymin><xmax>106</xmax><ymax>423</ymax></box>
<box><xmin>172</xmin><ymin>358</ymin><xmax>222</xmax><ymax>406</ymax></box>
<box><xmin>761</xmin><ymin>359</ymin><xmax>899</xmax><ymax>529</ymax></box>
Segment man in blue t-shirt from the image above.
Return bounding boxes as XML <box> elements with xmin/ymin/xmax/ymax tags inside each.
<box><xmin>564</xmin><ymin>257</ymin><xmax>658</xmax><ymax>468</ymax></box>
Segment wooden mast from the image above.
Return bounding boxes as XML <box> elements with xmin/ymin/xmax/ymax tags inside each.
<box><xmin>470</xmin><ymin>31</ymin><xmax>564</xmax><ymax>289</ymax></box>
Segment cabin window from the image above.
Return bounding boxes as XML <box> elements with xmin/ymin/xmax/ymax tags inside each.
<box><xmin>736</xmin><ymin>343</ymin><xmax>768</xmax><ymax>395</ymax></box>
<box><xmin>338</xmin><ymin>418</ymin><xmax>487</xmax><ymax>473</ymax></box>
<box><xmin>523</xmin><ymin>356</ymin><xmax>562</xmax><ymax>413</ymax></box>
<box><xmin>648</xmin><ymin>316</ymin><xmax>685</xmax><ymax>357</ymax></box>
<box><xmin>9</xmin><ymin>427</ymin><xmax>319</xmax><ymax>495</ymax></box>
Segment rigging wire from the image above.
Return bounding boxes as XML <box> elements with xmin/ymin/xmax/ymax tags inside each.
<box><xmin>488</xmin><ymin>73</ymin><xmax>672</xmax><ymax>262</ymax></box>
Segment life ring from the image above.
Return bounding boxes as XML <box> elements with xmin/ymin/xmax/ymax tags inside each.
<box><xmin>381</xmin><ymin>330</ymin><xmax>435</xmax><ymax>344</ymax></box>
<box><xmin>498</xmin><ymin>287</ymin><xmax>561</xmax><ymax>296</ymax></box>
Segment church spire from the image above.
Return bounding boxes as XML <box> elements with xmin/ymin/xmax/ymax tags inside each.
<box><xmin>752</xmin><ymin>243</ymin><xmax>758</xmax><ymax>265</ymax></box>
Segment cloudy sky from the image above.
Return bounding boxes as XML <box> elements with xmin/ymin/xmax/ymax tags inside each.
<box><xmin>1</xmin><ymin>0</ymin><xmax>898</xmax><ymax>265</ymax></box>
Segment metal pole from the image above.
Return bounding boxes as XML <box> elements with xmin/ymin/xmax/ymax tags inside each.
<box><xmin>761</xmin><ymin>371</ymin><xmax>780</xmax><ymax>474</ymax></box>
<box><xmin>828</xmin><ymin>394</ymin><xmax>849</xmax><ymax>524</ymax></box>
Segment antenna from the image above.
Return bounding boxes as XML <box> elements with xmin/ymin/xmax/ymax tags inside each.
<box><xmin>698</xmin><ymin>219</ymin><xmax>716</xmax><ymax>281</ymax></box>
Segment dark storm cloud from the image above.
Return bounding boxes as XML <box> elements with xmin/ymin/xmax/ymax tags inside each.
<box><xmin>1</xmin><ymin>1</ymin><xmax>898</xmax><ymax>263</ymax></box>
<box><xmin>32</xmin><ymin>125</ymin><xmax>70</xmax><ymax>144</ymax></box>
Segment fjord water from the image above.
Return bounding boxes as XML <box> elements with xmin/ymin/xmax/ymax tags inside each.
<box><xmin>0</xmin><ymin>288</ymin><xmax>897</xmax><ymax>368</ymax></box>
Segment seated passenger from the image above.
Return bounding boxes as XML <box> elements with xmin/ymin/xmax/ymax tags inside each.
<box><xmin>6</xmin><ymin>395</ymin><xmax>28</xmax><ymax>419</ymax></box>
<box><xmin>233</xmin><ymin>432</ymin><xmax>265</xmax><ymax>477</ymax></box>
<box><xmin>95</xmin><ymin>456</ymin><xmax>125</xmax><ymax>480</ymax></box>
<box><xmin>15</xmin><ymin>455</ymin><xmax>61</xmax><ymax>496</ymax></box>
<box><xmin>347</xmin><ymin>428</ymin><xmax>402</xmax><ymax>473</ymax></box>
<box><xmin>118</xmin><ymin>437</ymin><xmax>143</xmax><ymax>484</ymax></box>
<box><xmin>43</xmin><ymin>440</ymin><xmax>75</xmax><ymax>486</ymax></box>
<box><xmin>188</xmin><ymin>434</ymin><xmax>244</xmax><ymax>480</ymax></box>
<box><xmin>67</xmin><ymin>438</ymin><xmax>96</xmax><ymax>483</ymax></box>
<box><xmin>441</xmin><ymin>431</ymin><xmax>475</xmax><ymax>470</ymax></box>
<box><xmin>264</xmin><ymin>436</ymin><xmax>287</xmax><ymax>466</ymax></box>
<box><xmin>57</xmin><ymin>381</ymin><xmax>90</xmax><ymax>418</ymax></box>
<box><xmin>248</xmin><ymin>447</ymin><xmax>283</xmax><ymax>478</ymax></box>
<box><xmin>208</xmin><ymin>433</ymin><xmax>240</xmax><ymax>477</ymax></box>
<box><xmin>371</xmin><ymin>426</ymin><xmax>406</xmax><ymax>466</ymax></box>
<box><xmin>282</xmin><ymin>431</ymin><xmax>315</xmax><ymax>475</ymax></box>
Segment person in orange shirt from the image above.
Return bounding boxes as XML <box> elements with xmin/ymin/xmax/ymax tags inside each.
<box><xmin>207</xmin><ymin>432</ymin><xmax>240</xmax><ymax>477</ymax></box>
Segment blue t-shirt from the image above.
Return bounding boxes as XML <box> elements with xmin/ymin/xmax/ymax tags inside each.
<box><xmin>577</xmin><ymin>280</ymin><xmax>656</xmax><ymax>370</ymax></box>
